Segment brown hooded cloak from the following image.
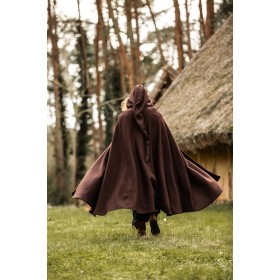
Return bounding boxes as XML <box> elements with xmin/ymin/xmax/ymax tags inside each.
<box><xmin>72</xmin><ymin>85</ymin><xmax>223</xmax><ymax>216</ymax></box>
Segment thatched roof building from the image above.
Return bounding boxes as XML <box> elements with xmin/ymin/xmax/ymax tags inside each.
<box><xmin>155</xmin><ymin>15</ymin><xmax>233</xmax><ymax>153</ymax></box>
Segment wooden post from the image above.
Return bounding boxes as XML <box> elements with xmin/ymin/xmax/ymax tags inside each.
<box><xmin>211</xmin><ymin>146</ymin><xmax>217</xmax><ymax>174</ymax></box>
<box><xmin>227</xmin><ymin>145</ymin><xmax>233</xmax><ymax>200</ymax></box>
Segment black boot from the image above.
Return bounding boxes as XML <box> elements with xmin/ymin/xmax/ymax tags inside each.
<box><xmin>149</xmin><ymin>215</ymin><xmax>160</xmax><ymax>235</ymax></box>
<box><xmin>133</xmin><ymin>220</ymin><xmax>146</xmax><ymax>237</ymax></box>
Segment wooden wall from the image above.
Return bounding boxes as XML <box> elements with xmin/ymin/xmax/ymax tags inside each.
<box><xmin>187</xmin><ymin>144</ymin><xmax>233</xmax><ymax>201</ymax></box>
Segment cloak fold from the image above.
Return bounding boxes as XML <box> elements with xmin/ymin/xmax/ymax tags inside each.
<box><xmin>72</xmin><ymin>85</ymin><xmax>223</xmax><ymax>216</ymax></box>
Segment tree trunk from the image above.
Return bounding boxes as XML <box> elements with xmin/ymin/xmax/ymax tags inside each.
<box><xmin>119</xmin><ymin>47</ymin><xmax>127</xmax><ymax>96</ymax></box>
<box><xmin>58</xmin><ymin>75</ymin><xmax>69</xmax><ymax>163</ymax></box>
<box><xmin>145</xmin><ymin>0</ymin><xmax>166</xmax><ymax>66</ymax></box>
<box><xmin>106</xmin><ymin>0</ymin><xmax>133</xmax><ymax>92</ymax></box>
<box><xmin>205</xmin><ymin>0</ymin><xmax>215</xmax><ymax>40</ymax></box>
<box><xmin>132</xmin><ymin>0</ymin><xmax>141</xmax><ymax>77</ymax></box>
<box><xmin>125</xmin><ymin>0</ymin><xmax>138</xmax><ymax>85</ymax></box>
<box><xmin>77</xmin><ymin>0</ymin><xmax>92</xmax><ymax>99</ymax></box>
<box><xmin>198</xmin><ymin>0</ymin><xmax>206</xmax><ymax>46</ymax></box>
<box><xmin>47</xmin><ymin>0</ymin><xmax>66</xmax><ymax>204</ymax></box>
<box><xmin>109</xmin><ymin>41</ymin><xmax>118</xmax><ymax>68</ymax></box>
<box><xmin>75</xmin><ymin>26</ymin><xmax>94</xmax><ymax>193</ymax></box>
<box><xmin>173</xmin><ymin>0</ymin><xmax>184</xmax><ymax>71</ymax></box>
<box><xmin>69</xmin><ymin>99</ymin><xmax>79</xmax><ymax>207</ymax></box>
<box><xmin>185</xmin><ymin>0</ymin><xmax>193</xmax><ymax>60</ymax></box>
<box><xmin>76</xmin><ymin>0</ymin><xmax>99</xmax><ymax>156</ymax></box>
<box><xmin>75</xmin><ymin>0</ymin><xmax>98</xmax><ymax>201</ymax></box>
<box><xmin>95</xmin><ymin>0</ymin><xmax>104</xmax><ymax>151</ymax></box>
<box><xmin>99</xmin><ymin>0</ymin><xmax>109</xmax><ymax>72</ymax></box>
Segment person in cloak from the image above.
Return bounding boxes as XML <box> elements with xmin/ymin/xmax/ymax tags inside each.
<box><xmin>72</xmin><ymin>84</ymin><xmax>223</xmax><ymax>237</ymax></box>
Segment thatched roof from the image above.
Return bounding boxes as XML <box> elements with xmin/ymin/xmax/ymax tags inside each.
<box><xmin>149</xmin><ymin>64</ymin><xmax>178</xmax><ymax>104</ymax></box>
<box><xmin>155</xmin><ymin>15</ymin><xmax>233</xmax><ymax>152</ymax></box>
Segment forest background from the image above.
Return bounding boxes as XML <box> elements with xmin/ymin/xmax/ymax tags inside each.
<box><xmin>47</xmin><ymin>0</ymin><xmax>233</xmax><ymax>205</ymax></box>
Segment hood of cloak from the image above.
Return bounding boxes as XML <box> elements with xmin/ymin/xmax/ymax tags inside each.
<box><xmin>126</xmin><ymin>85</ymin><xmax>153</xmax><ymax>162</ymax></box>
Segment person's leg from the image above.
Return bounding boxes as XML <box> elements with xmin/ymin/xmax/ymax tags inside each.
<box><xmin>132</xmin><ymin>210</ymin><xmax>161</xmax><ymax>236</ymax></box>
<box><xmin>132</xmin><ymin>210</ymin><xmax>149</xmax><ymax>236</ymax></box>
<box><xmin>149</xmin><ymin>211</ymin><xmax>160</xmax><ymax>235</ymax></box>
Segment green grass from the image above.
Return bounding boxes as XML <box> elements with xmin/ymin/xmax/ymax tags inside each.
<box><xmin>48</xmin><ymin>203</ymin><xmax>232</xmax><ymax>280</ymax></box>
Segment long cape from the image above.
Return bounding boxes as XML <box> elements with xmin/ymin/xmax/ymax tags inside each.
<box><xmin>72</xmin><ymin>86</ymin><xmax>223</xmax><ymax>216</ymax></box>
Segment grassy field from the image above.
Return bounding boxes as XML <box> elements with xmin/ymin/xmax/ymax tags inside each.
<box><xmin>47</xmin><ymin>203</ymin><xmax>232</xmax><ymax>280</ymax></box>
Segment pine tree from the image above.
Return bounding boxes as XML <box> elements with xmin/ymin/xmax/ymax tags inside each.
<box><xmin>215</xmin><ymin>0</ymin><xmax>233</xmax><ymax>28</ymax></box>
<box><xmin>205</xmin><ymin>0</ymin><xmax>215</xmax><ymax>40</ymax></box>
<box><xmin>106</xmin><ymin>0</ymin><xmax>133</xmax><ymax>92</ymax></box>
<box><xmin>74</xmin><ymin>22</ymin><xmax>94</xmax><ymax>186</ymax></box>
<box><xmin>95</xmin><ymin>0</ymin><xmax>105</xmax><ymax>152</ymax></box>
<box><xmin>185</xmin><ymin>0</ymin><xmax>193</xmax><ymax>60</ymax></box>
<box><xmin>48</xmin><ymin>0</ymin><xmax>67</xmax><ymax>204</ymax></box>
<box><xmin>102</xmin><ymin>66</ymin><xmax>122</xmax><ymax>147</ymax></box>
<box><xmin>173</xmin><ymin>0</ymin><xmax>185</xmax><ymax>71</ymax></box>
